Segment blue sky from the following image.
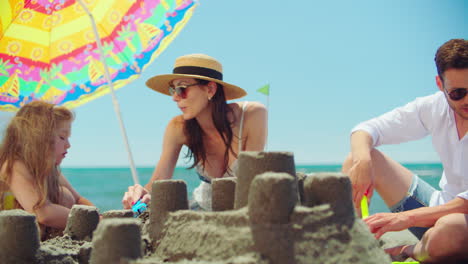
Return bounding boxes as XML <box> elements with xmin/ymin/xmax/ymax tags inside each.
<box><xmin>1</xmin><ymin>0</ymin><xmax>467</xmax><ymax>167</ymax></box>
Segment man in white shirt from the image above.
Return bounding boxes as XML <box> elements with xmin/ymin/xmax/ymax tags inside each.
<box><xmin>342</xmin><ymin>38</ymin><xmax>468</xmax><ymax>263</ymax></box>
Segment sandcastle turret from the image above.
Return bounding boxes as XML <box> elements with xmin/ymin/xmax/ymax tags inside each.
<box><xmin>110</xmin><ymin>151</ymin><xmax>390</xmax><ymax>263</ymax></box>
<box><xmin>212</xmin><ymin>177</ymin><xmax>236</xmax><ymax>211</ymax></box>
<box><xmin>248</xmin><ymin>172</ymin><xmax>297</xmax><ymax>224</ymax></box>
<box><xmin>101</xmin><ymin>209</ymin><xmax>134</xmax><ymax>219</ymax></box>
<box><xmin>303</xmin><ymin>172</ymin><xmax>355</xmax><ymax>227</ymax></box>
<box><xmin>89</xmin><ymin>218</ymin><xmax>142</xmax><ymax>264</ymax></box>
<box><xmin>64</xmin><ymin>205</ymin><xmax>100</xmax><ymax>240</ymax></box>
<box><xmin>150</xmin><ymin>179</ymin><xmax>188</xmax><ymax>242</ymax></box>
<box><xmin>296</xmin><ymin>172</ymin><xmax>307</xmax><ymax>204</ymax></box>
<box><xmin>234</xmin><ymin>151</ymin><xmax>297</xmax><ymax>209</ymax></box>
<box><xmin>247</xmin><ymin>172</ymin><xmax>297</xmax><ymax>264</ymax></box>
<box><xmin>0</xmin><ymin>210</ymin><xmax>40</xmax><ymax>264</ymax></box>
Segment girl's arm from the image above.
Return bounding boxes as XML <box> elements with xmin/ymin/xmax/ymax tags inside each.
<box><xmin>9</xmin><ymin>161</ymin><xmax>70</xmax><ymax>229</ymax></box>
<box><xmin>242</xmin><ymin>102</ymin><xmax>268</xmax><ymax>151</ymax></box>
<box><xmin>122</xmin><ymin>116</ymin><xmax>184</xmax><ymax>209</ymax></box>
<box><xmin>76</xmin><ymin>196</ymin><xmax>94</xmax><ymax>206</ymax></box>
<box><xmin>58</xmin><ymin>172</ymin><xmax>95</xmax><ymax>206</ymax></box>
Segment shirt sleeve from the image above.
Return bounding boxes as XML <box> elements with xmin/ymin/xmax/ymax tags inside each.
<box><xmin>351</xmin><ymin>94</ymin><xmax>438</xmax><ymax>147</ymax></box>
<box><xmin>456</xmin><ymin>191</ymin><xmax>468</xmax><ymax>201</ymax></box>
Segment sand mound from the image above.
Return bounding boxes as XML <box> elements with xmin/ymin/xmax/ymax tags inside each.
<box><xmin>0</xmin><ymin>152</ymin><xmax>397</xmax><ymax>264</ymax></box>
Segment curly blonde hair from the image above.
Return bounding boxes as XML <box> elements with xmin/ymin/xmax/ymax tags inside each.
<box><xmin>0</xmin><ymin>101</ymin><xmax>74</xmax><ymax>211</ymax></box>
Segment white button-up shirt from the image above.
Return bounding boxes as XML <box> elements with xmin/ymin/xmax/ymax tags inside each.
<box><xmin>352</xmin><ymin>91</ymin><xmax>468</xmax><ymax>206</ymax></box>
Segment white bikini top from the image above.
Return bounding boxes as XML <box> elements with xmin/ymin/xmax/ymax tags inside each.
<box><xmin>195</xmin><ymin>101</ymin><xmax>248</xmax><ymax>182</ymax></box>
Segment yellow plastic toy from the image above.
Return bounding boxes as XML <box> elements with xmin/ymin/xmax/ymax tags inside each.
<box><xmin>360</xmin><ymin>195</ymin><xmax>420</xmax><ymax>264</ymax></box>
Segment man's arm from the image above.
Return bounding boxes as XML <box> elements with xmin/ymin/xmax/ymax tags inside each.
<box><xmin>365</xmin><ymin>197</ymin><xmax>468</xmax><ymax>238</ymax></box>
<box><xmin>405</xmin><ymin>197</ymin><xmax>468</xmax><ymax>227</ymax></box>
<box><xmin>345</xmin><ymin>95</ymin><xmax>439</xmax><ymax>209</ymax></box>
<box><xmin>348</xmin><ymin>130</ymin><xmax>374</xmax><ymax>209</ymax></box>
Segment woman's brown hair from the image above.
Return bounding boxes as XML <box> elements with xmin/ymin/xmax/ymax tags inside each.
<box><xmin>184</xmin><ymin>79</ymin><xmax>236</xmax><ymax>176</ymax></box>
<box><xmin>0</xmin><ymin>101</ymin><xmax>74</xmax><ymax>211</ymax></box>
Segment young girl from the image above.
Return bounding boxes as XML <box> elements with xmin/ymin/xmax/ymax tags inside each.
<box><xmin>122</xmin><ymin>53</ymin><xmax>268</xmax><ymax>211</ymax></box>
<box><xmin>0</xmin><ymin>101</ymin><xmax>94</xmax><ymax>239</ymax></box>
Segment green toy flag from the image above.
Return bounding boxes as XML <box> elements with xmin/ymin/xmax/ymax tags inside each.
<box><xmin>257</xmin><ymin>84</ymin><xmax>270</xmax><ymax>95</ymax></box>
<box><xmin>256</xmin><ymin>83</ymin><xmax>270</xmax><ymax>150</ymax></box>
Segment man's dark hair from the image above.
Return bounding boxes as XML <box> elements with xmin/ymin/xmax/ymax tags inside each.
<box><xmin>435</xmin><ymin>39</ymin><xmax>468</xmax><ymax>80</ymax></box>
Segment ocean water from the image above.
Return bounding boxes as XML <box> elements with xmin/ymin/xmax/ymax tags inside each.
<box><xmin>64</xmin><ymin>163</ymin><xmax>443</xmax><ymax>214</ymax></box>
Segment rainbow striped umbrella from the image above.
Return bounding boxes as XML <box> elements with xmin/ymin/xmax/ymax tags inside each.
<box><xmin>0</xmin><ymin>0</ymin><xmax>198</xmax><ymax>183</ymax></box>
<box><xmin>0</xmin><ymin>0</ymin><xmax>197</xmax><ymax>110</ymax></box>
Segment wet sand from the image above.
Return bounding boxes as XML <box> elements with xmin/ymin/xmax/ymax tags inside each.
<box><xmin>0</xmin><ymin>152</ymin><xmax>417</xmax><ymax>264</ymax></box>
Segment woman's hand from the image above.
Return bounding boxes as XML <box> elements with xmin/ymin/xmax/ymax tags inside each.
<box><xmin>122</xmin><ymin>184</ymin><xmax>151</xmax><ymax>209</ymax></box>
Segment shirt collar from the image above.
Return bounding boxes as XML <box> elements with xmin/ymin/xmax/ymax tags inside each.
<box><xmin>447</xmin><ymin>105</ymin><xmax>455</xmax><ymax>126</ymax></box>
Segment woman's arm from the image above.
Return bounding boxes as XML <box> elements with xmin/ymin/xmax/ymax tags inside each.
<box><xmin>242</xmin><ymin>102</ymin><xmax>268</xmax><ymax>151</ymax></box>
<box><xmin>122</xmin><ymin>116</ymin><xmax>184</xmax><ymax>209</ymax></box>
<box><xmin>9</xmin><ymin>161</ymin><xmax>71</xmax><ymax>229</ymax></box>
<box><xmin>145</xmin><ymin>116</ymin><xmax>185</xmax><ymax>190</ymax></box>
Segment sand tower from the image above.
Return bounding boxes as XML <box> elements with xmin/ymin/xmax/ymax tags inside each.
<box><xmin>64</xmin><ymin>205</ymin><xmax>100</xmax><ymax>241</ymax></box>
<box><xmin>234</xmin><ymin>151</ymin><xmax>297</xmax><ymax>209</ymax></box>
<box><xmin>90</xmin><ymin>218</ymin><xmax>142</xmax><ymax>264</ymax></box>
<box><xmin>150</xmin><ymin>179</ymin><xmax>189</xmax><ymax>242</ymax></box>
<box><xmin>0</xmin><ymin>210</ymin><xmax>40</xmax><ymax>264</ymax></box>
<box><xmin>303</xmin><ymin>172</ymin><xmax>355</xmax><ymax>227</ymax></box>
<box><xmin>212</xmin><ymin>177</ymin><xmax>237</xmax><ymax>211</ymax></box>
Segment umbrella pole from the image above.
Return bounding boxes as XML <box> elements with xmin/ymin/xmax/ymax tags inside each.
<box><xmin>266</xmin><ymin>93</ymin><xmax>269</xmax><ymax>150</ymax></box>
<box><xmin>78</xmin><ymin>0</ymin><xmax>139</xmax><ymax>185</ymax></box>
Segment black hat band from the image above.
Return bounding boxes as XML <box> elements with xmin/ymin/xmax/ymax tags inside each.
<box><xmin>173</xmin><ymin>66</ymin><xmax>223</xmax><ymax>81</ymax></box>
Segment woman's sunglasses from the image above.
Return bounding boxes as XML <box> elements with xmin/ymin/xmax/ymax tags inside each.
<box><xmin>168</xmin><ymin>82</ymin><xmax>199</xmax><ymax>99</ymax></box>
<box><xmin>445</xmin><ymin>88</ymin><xmax>468</xmax><ymax>101</ymax></box>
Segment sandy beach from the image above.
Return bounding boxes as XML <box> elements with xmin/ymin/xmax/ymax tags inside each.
<box><xmin>0</xmin><ymin>152</ymin><xmax>419</xmax><ymax>264</ymax></box>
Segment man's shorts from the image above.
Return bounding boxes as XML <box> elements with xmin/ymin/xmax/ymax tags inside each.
<box><xmin>389</xmin><ymin>174</ymin><xmax>437</xmax><ymax>239</ymax></box>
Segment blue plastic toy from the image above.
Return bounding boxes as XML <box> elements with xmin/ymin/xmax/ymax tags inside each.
<box><xmin>132</xmin><ymin>200</ymin><xmax>147</xmax><ymax>217</ymax></box>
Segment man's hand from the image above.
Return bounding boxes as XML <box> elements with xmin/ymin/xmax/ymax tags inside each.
<box><xmin>122</xmin><ymin>184</ymin><xmax>151</xmax><ymax>209</ymax></box>
<box><xmin>348</xmin><ymin>158</ymin><xmax>374</xmax><ymax>210</ymax></box>
<box><xmin>384</xmin><ymin>244</ymin><xmax>415</xmax><ymax>258</ymax></box>
<box><xmin>364</xmin><ymin>212</ymin><xmax>413</xmax><ymax>239</ymax></box>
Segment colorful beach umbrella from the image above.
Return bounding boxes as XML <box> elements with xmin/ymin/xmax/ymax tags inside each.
<box><xmin>0</xmin><ymin>0</ymin><xmax>198</xmax><ymax>183</ymax></box>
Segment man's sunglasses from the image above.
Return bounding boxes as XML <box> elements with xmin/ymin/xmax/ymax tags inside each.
<box><xmin>168</xmin><ymin>82</ymin><xmax>199</xmax><ymax>98</ymax></box>
<box><xmin>445</xmin><ymin>88</ymin><xmax>468</xmax><ymax>101</ymax></box>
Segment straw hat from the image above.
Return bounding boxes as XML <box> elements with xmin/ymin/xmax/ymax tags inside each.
<box><xmin>146</xmin><ymin>54</ymin><xmax>246</xmax><ymax>100</ymax></box>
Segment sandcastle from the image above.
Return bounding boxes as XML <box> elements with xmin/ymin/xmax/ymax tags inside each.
<box><xmin>0</xmin><ymin>151</ymin><xmax>392</xmax><ymax>264</ymax></box>
<box><xmin>0</xmin><ymin>209</ymin><xmax>40</xmax><ymax>264</ymax></box>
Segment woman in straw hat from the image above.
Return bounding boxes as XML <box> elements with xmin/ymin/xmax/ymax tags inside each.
<box><xmin>122</xmin><ymin>54</ymin><xmax>267</xmax><ymax>211</ymax></box>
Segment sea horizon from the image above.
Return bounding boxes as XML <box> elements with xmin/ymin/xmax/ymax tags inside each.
<box><xmin>63</xmin><ymin>162</ymin><xmax>443</xmax><ymax>213</ymax></box>
<box><xmin>61</xmin><ymin>161</ymin><xmax>443</xmax><ymax>169</ymax></box>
